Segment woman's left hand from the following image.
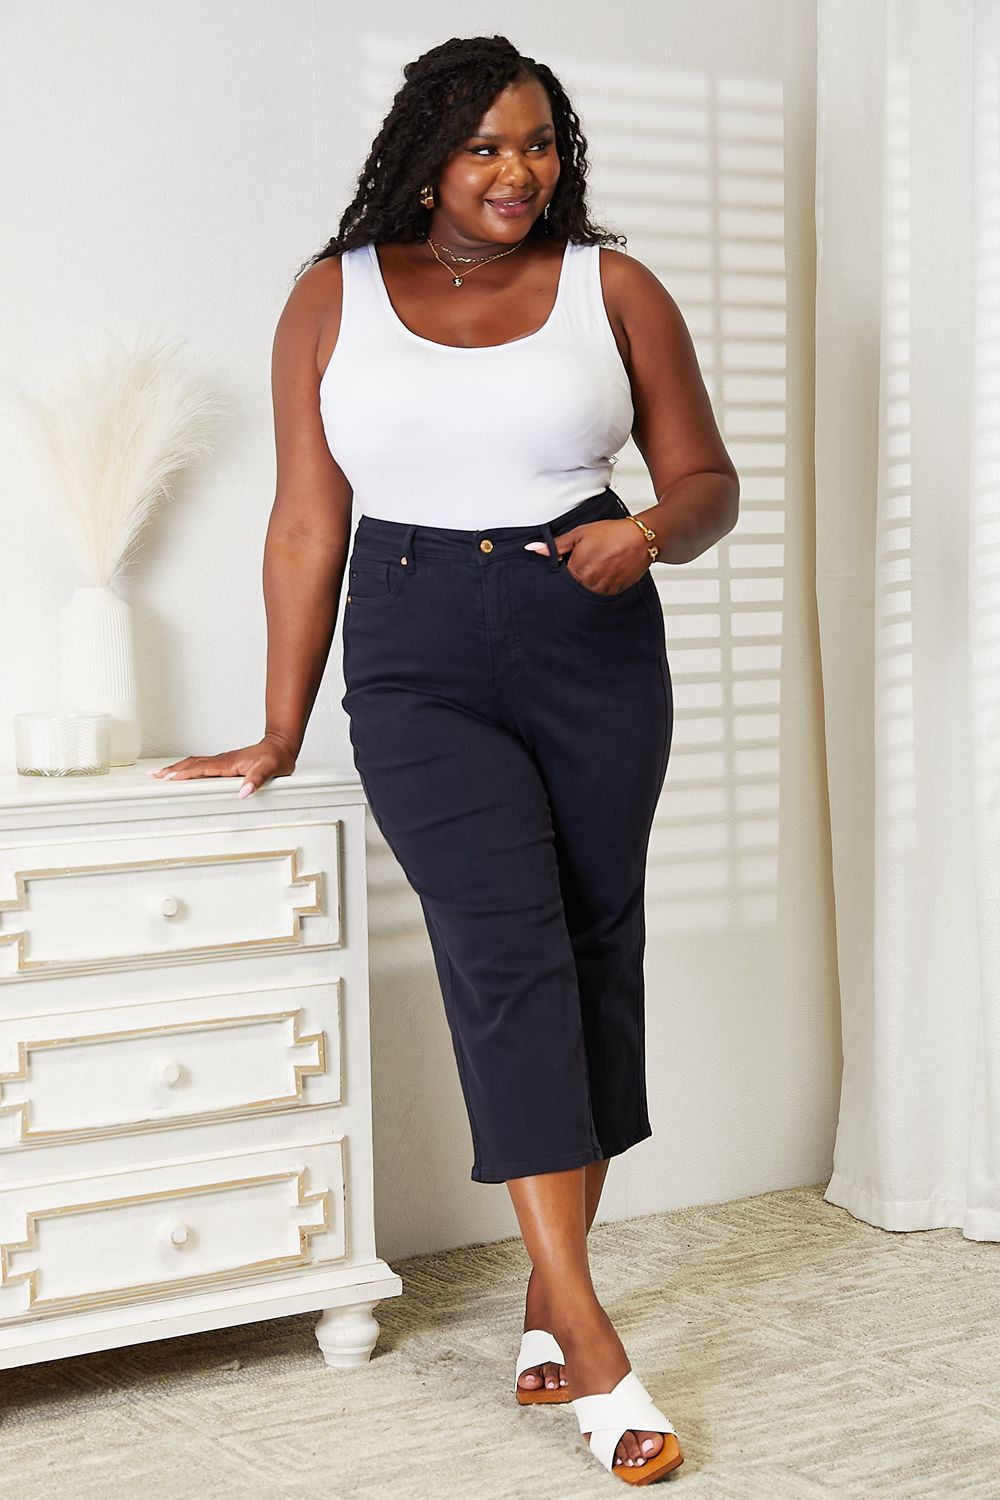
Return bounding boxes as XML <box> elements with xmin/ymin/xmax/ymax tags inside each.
<box><xmin>525</xmin><ymin>518</ymin><xmax>652</xmax><ymax>596</ymax></box>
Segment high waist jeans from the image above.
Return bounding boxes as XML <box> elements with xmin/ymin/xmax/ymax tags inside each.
<box><xmin>340</xmin><ymin>487</ymin><xmax>673</xmax><ymax>1183</ymax></box>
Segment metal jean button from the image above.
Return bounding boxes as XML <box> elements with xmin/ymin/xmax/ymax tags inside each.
<box><xmin>479</xmin><ymin>539</ymin><xmax>494</xmax><ymax>553</ymax></box>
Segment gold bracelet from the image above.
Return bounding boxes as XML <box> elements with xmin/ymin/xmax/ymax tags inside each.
<box><xmin>624</xmin><ymin>512</ymin><xmax>659</xmax><ymax>563</ymax></box>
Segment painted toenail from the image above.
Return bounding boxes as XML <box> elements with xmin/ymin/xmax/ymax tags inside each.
<box><xmin>637</xmin><ymin>1457</ymin><xmax>646</xmax><ymax>1465</ymax></box>
<box><xmin>642</xmin><ymin>1439</ymin><xmax>655</xmax><ymax>1452</ymax></box>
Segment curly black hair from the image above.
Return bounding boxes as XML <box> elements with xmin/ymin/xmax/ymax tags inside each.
<box><xmin>295</xmin><ymin>34</ymin><xmax>625</xmax><ymax>278</ymax></box>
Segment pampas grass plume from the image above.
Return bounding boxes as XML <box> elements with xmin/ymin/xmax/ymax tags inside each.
<box><xmin>10</xmin><ymin>322</ymin><xmax>227</xmax><ymax>586</ymax></box>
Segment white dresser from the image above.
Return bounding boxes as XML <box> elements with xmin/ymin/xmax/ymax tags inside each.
<box><xmin>0</xmin><ymin>758</ymin><xmax>401</xmax><ymax>1370</ymax></box>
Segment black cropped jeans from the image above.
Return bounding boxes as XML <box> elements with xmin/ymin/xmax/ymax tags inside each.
<box><xmin>341</xmin><ymin>486</ymin><xmax>673</xmax><ymax>1183</ymax></box>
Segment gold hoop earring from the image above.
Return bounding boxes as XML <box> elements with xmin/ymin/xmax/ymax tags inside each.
<box><xmin>420</xmin><ymin>184</ymin><xmax>434</xmax><ymax>209</ymax></box>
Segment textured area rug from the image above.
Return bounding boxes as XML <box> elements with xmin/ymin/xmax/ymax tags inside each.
<box><xmin>5</xmin><ymin>1184</ymin><xmax>999</xmax><ymax>1497</ymax></box>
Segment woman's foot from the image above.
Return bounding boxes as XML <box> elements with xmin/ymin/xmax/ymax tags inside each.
<box><xmin>516</xmin><ymin>1265</ymin><xmax>568</xmax><ymax>1395</ymax></box>
<box><xmin>555</xmin><ymin>1304</ymin><xmax>666</xmax><ymax>1470</ymax></box>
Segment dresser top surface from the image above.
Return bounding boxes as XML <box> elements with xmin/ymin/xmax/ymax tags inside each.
<box><xmin>0</xmin><ymin>758</ymin><xmax>365</xmax><ymax>811</ymax></box>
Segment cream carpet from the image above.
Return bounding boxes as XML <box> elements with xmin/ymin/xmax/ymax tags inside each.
<box><xmin>6</xmin><ymin>1184</ymin><xmax>999</xmax><ymax>1498</ymax></box>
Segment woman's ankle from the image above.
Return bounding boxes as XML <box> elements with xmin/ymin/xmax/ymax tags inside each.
<box><xmin>547</xmin><ymin>1295</ymin><xmax>613</xmax><ymax>1349</ymax></box>
<box><xmin>525</xmin><ymin>1264</ymin><xmax>584</xmax><ymax>1311</ymax></box>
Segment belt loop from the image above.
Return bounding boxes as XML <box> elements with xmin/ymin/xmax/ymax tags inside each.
<box><xmin>540</xmin><ymin>519</ymin><xmax>562</xmax><ymax>572</ymax></box>
<box><xmin>399</xmin><ymin>522</ymin><xmax>418</xmax><ymax>574</ymax></box>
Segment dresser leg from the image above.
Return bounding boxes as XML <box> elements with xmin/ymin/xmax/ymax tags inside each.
<box><xmin>314</xmin><ymin>1300</ymin><xmax>382</xmax><ymax>1367</ymax></box>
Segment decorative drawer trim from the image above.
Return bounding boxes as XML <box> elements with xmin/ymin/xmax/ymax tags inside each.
<box><xmin>0</xmin><ymin>1142</ymin><xmax>347</xmax><ymax>1320</ymax></box>
<box><xmin>0</xmin><ymin>990</ymin><xmax>341</xmax><ymax>1140</ymax></box>
<box><xmin>0</xmin><ymin>821</ymin><xmax>342</xmax><ymax>977</ymax></box>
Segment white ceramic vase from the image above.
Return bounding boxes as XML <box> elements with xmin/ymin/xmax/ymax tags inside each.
<box><xmin>58</xmin><ymin>585</ymin><xmax>141</xmax><ymax>766</ymax></box>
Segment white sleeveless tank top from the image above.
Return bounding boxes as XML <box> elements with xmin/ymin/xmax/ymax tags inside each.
<box><xmin>319</xmin><ymin>239</ymin><xmax>634</xmax><ymax>529</ymax></box>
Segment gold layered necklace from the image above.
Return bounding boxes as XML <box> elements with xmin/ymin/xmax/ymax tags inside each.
<box><xmin>425</xmin><ymin>235</ymin><xmax>525</xmax><ymax>288</ymax></box>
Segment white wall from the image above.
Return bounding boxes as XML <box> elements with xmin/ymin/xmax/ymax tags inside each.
<box><xmin>0</xmin><ymin>0</ymin><xmax>835</xmax><ymax>1264</ymax></box>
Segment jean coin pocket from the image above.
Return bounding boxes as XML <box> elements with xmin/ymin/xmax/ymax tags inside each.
<box><xmin>347</xmin><ymin>559</ymin><xmax>404</xmax><ymax>606</ymax></box>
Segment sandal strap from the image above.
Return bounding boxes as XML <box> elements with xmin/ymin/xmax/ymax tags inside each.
<box><xmin>571</xmin><ymin>1370</ymin><xmax>677</xmax><ymax>1473</ymax></box>
<box><xmin>513</xmin><ymin>1328</ymin><xmax>567</xmax><ymax>1389</ymax></box>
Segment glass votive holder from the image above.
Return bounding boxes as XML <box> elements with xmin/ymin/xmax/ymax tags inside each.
<box><xmin>14</xmin><ymin>712</ymin><xmax>111</xmax><ymax>776</ymax></box>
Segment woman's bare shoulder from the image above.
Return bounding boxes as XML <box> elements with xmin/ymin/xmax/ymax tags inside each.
<box><xmin>279</xmin><ymin>254</ymin><xmax>345</xmax><ymax>381</ymax></box>
<box><xmin>597</xmin><ymin>244</ymin><xmax>695</xmax><ymax>364</ymax></box>
<box><xmin>597</xmin><ymin>243</ymin><xmax>669</xmax><ymax>300</ymax></box>
<box><xmin>598</xmin><ymin>245</ymin><xmax>685</xmax><ymax>326</ymax></box>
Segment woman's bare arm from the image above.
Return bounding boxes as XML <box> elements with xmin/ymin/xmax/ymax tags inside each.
<box><xmin>150</xmin><ymin>257</ymin><xmax>353</xmax><ymax>791</ymax></box>
<box><xmin>600</xmin><ymin>248</ymin><xmax>739</xmax><ymax>565</ymax></box>
<box><xmin>262</xmin><ymin>257</ymin><xmax>354</xmax><ymax>756</ymax></box>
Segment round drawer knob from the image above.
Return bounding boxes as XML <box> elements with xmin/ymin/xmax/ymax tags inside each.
<box><xmin>160</xmin><ymin>895</ymin><xmax>180</xmax><ymax>918</ymax></box>
<box><xmin>163</xmin><ymin>1221</ymin><xmax>190</xmax><ymax>1247</ymax></box>
<box><xmin>154</xmin><ymin>1059</ymin><xmax>183</xmax><ymax>1087</ymax></box>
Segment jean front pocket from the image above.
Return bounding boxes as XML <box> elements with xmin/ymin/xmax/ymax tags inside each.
<box><xmin>558</xmin><ymin>559</ymin><xmax>639</xmax><ymax>604</ymax></box>
<box><xmin>346</xmin><ymin>557</ymin><xmax>406</xmax><ymax>607</ymax></box>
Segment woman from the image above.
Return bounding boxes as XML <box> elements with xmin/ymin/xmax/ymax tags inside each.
<box><xmin>152</xmin><ymin>34</ymin><xmax>738</xmax><ymax>1486</ymax></box>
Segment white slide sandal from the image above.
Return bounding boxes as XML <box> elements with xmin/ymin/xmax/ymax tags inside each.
<box><xmin>513</xmin><ymin>1327</ymin><xmax>571</xmax><ymax>1404</ymax></box>
<box><xmin>571</xmin><ymin>1368</ymin><xmax>684</xmax><ymax>1484</ymax></box>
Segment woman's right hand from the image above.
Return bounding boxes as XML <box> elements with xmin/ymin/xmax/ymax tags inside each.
<box><xmin>147</xmin><ymin>733</ymin><xmax>298</xmax><ymax>797</ymax></box>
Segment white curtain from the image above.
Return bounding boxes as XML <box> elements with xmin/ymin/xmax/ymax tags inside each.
<box><xmin>816</xmin><ymin>0</ymin><xmax>1000</xmax><ymax>1239</ymax></box>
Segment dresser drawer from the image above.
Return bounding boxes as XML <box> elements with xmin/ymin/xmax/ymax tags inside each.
<box><xmin>0</xmin><ymin>1138</ymin><xmax>347</xmax><ymax>1323</ymax></box>
<box><xmin>0</xmin><ymin>821</ymin><xmax>340</xmax><ymax>976</ymax></box>
<box><xmin>0</xmin><ymin>981</ymin><xmax>342</xmax><ymax>1149</ymax></box>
